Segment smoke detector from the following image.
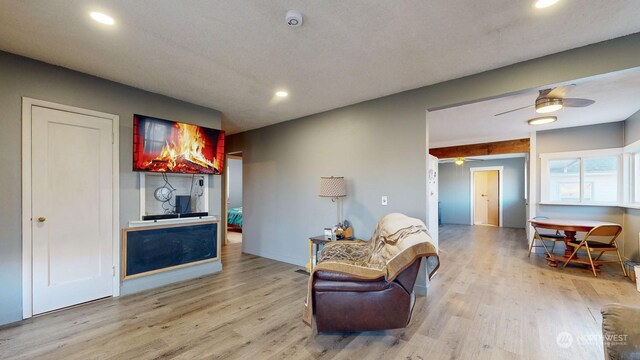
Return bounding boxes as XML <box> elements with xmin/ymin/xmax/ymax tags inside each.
<box><xmin>286</xmin><ymin>10</ymin><xmax>303</xmax><ymax>27</ymax></box>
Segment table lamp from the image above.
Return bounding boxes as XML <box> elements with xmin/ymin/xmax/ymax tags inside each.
<box><xmin>319</xmin><ymin>176</ymin><xmax>347</xmax><ymax>226</ymax></box>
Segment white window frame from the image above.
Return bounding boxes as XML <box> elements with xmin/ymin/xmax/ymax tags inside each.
<box><xmin>540</xmin><ymin>148</ymin><xmax>622</xmax><ymax>206</ymax></box>
<box><xmin>623</xmin><ymin>139</ymin><xmax>640</xmax><ymax>207</ymax></box>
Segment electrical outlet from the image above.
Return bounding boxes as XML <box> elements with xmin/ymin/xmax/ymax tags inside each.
<box><xmin>381</xmin><ymin>196</ymin><xmax>388</xmax><ymax>206</ymax></box>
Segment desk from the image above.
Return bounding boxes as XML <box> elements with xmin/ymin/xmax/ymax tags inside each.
<box><xmin>529</xmin><ymin>218</ymin><xmax>620</xmax><ymax>269</ymax></box>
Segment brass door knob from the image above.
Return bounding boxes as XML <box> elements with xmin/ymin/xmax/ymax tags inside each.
<box><xmin>37</xmin><ymin>216</ymin><xmax>46</xmax><ymax>222</ymax></box>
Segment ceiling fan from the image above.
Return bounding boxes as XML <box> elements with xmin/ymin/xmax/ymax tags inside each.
<box><xmin>440</xmin><ymin>157</ymin><xmax>484</xmax><ymax>166</ymax></box>
<box><xmin>495</xmin><ymin>85</ymin><xmax>595</xmax><ymax>116</ymax></box>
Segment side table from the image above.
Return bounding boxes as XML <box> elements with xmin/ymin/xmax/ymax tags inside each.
<box><xmin>307</xmin><ymin>236</ymin><xmax>331</xmax><ymax>273</ymax></box>
<box><xmin>306</xmin><ymin>235</ymin><xmax>354</xmax><ymax>272</ymax></box>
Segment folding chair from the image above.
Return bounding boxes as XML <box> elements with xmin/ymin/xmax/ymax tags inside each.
<box><xmin>562</xmin><ymin>225</ymin><xmax>626</xmax><ymax>277</ymax></box>
<box><xmin>528</xmin><ymin>216</ymin><xmax>565</xmax><ymax>258</ymax></box>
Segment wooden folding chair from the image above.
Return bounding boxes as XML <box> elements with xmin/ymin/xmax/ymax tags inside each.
<box><xmin>528</xmin><ymin>217</ymin><xmax>565</xmax><ymax>258</ymax></box>
<box><xmin>562</xmin><ymin>225</ymin><xmax>626</xmax><ymax>277</ymax></box>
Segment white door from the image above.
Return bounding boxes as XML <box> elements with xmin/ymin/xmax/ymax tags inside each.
<box><xmin>473</xmin><ymin>171</ymin><xmax>499</xmax><ymax>226</ymax></box>
<box><xmin>474</xmin><ymin>172</ymin><xmax>489</xmax><ymax>224</ymax></box>
<box><xmin>486</xmin><ymin>171</ymin><xmax>499</xmax><ymax>226</ymax></box>
<box><xmin>31</xmin><ymin>106</ymin><xmax>113</xmax><ymax>314</ymax></box>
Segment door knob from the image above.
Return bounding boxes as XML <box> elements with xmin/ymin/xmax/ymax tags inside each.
<box><xmin>37</xmin><ymin>216</ymin><xmax>46</xmax><ymax>222</ymax></box>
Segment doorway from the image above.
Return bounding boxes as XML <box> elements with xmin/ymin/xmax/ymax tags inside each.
<box><xmin>470</xmin><ymin>166</ymin><xmax>503</xmax><ymax>227</ymax></box>
<box><xmin>22</xmin><ymin>98</ymin><xmax>120</xmax><ymax>318</ymax></box>
<box><xmin>226</xmin><ymin>153</ymin><xmax>243</xmax><ymax>244</ymax></box>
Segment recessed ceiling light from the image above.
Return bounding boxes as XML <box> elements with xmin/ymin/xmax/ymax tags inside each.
<box><xmin>90</xmin><ymin>11</ymin><xmax>115</xmax><ymax>25</ymax></box>
<box><xmin>535</xmin><ymin>0</ymin><xmax>559</xmax><ymax>9</ymax></box>
<box><xmin>275</xmin><ymin>91</ymin><xmax>288</xmax><ymax>97</ymax></box>
<box><xmin>528</xmin><ymin>116</ymin><xmax>557</xmax><ymax>125</ymax></box>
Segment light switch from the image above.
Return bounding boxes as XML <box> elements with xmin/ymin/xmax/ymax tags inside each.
<box><xmin>381</xmin><ymin>196</ymin><xmax>388</xmax><ymax>206</ymax></box>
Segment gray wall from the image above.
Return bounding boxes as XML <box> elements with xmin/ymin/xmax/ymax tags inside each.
<box><xmin>536</xmin><ymin>122</ymin><xmax>624</xmax><ymax>153</ymax></box>
<box><xmin>439</xmin><ymin>158</ymin><xmax>526</xmax><ymax>228</ymax></box>
<box><xmin>0</xmin><ymin>51</ymin><xmax>222</xmax><ymax>325</ymax></box>
<box><xmin>234</xmin><ymin>94</ymin><xmax>429</xmax><ymax>266</ymax></box>
<box><xmin>624</xmin><ymin>109</ymin><xmax>640</xmax><ymax>261</ymax></box>
<box><xmin>227</xmin><ymin>158</ymin><xmax>243</xmax><ymax>208</ymax></box>
<box><xmin>229</xmin><ymin>34</ymin><xmax>640</xmax><ymax>267</ymax></box>
<box><xmin>625</xmin><ymin>109</ymin><xmax>640</xmax><ymax>145</ymax></box>
<box><xmin>624</xmin><ymin>210</ymin><xmax>640</xmax><ymax>262</ymax></box>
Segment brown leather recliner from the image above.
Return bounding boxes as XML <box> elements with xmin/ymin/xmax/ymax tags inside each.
<box><xmin>312</xmin><ymin>258</ymin><xmax>422</xmax><ymax>332</ymax></box>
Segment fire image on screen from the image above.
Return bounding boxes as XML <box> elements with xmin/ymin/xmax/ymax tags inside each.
<box><xmin>133</xmin><ymin>115</ymin><xmax>224</xmax><ymax>174</ymax></box>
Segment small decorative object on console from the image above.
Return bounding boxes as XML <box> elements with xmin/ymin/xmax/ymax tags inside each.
<box><xmin>343</xmin><ymin>226</ymin><xmax>353</xmax><ymax>239</ymax></box>
<box><xmin>341</xmin><ymin>219</ymin><xmax>353</xmax><ymax>239</ymax></box>
<box><xmin>334</xmin><ymin>224</ymin><xmax>344</xmax><ymax>239</ymax></box>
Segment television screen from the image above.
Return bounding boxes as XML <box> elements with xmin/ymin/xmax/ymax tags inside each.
<box><xmin>133</xmin><ymin>114</ymin><xmax>225</xmax><ymax>174</ymax></box>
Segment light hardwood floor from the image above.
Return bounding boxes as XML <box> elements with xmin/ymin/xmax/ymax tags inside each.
<box><xmin>1</xmin><ymin>225</ymin><xmax>639</xmax><ymax>359</ymax></box>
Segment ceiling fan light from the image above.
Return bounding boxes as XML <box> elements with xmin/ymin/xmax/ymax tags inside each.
<box><xmin>90</xmin><ymin>11</ymin><xmax>115</xmax><ymax>25</ymax></box>
<box><xmin>528</xmin><ymin>116</ymin><xmax>557</xmax><ymax>126</ymax></box>
<box><xmin>535</xmin><ymin>98</ymin><xmax>563</xmax><ymax>113</ymax></box>
<box><xmin>454</xmin><ymin>157</ymin><xmax>465</xmax><ymax>166</ymax></box>
<box><xmin>535</xmin><ymin>0</ymin><xmax>560</xmax><ymax>9</ymax></box>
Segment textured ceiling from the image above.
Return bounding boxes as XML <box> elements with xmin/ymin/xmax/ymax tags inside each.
<box><xmin>428</xmin><ymin>68</ymin><xmax>640</xmax><ymax>148</ymax></box>
<box><xmin>0</xmin><ymin>1</ymin><xmax>639</xmax><ymax>134</ymax></box>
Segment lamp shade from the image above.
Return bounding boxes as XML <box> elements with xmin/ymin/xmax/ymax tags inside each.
<box><xmin>319</xmin><ymin>176</ymin><xmax>346</xmax><ymax>197</ymax></box>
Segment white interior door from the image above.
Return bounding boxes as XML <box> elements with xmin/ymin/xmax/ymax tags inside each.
<box><xmin>473</xmin><ymin>170</ymin><xmax>499</xmax><ymax>226</ymax></box>
<box><xmin>474</xmin><ymin>172</ymin><xmax>489</xmax><ymax>224</ymax></box>
<box><xmin>470</xmin><ymin>167</ymin><xmax>503</xmax><ymax>227</ymax></box>
<box><xmin>31</xmin><ymin>106</ymin><xmax>113</xmax><ymax>314</ymax></box>
<box><xmin>486</xmin><ymin>171</ymin><xmax>499</xmax><ymax>226</ymax></box>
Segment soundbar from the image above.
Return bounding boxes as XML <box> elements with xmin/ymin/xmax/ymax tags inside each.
<box><xmin>142</xmin><ymin>214</ymin><xmax>179</xmax><ymax>221</ymax></box>
<box><xmin>179</xmin><ymin>212</ymin><xmax>209</xmax><ymax>218</ymax></box>
<box><xmin>141</xmin><ymin>212</ymin><xmax>209</xmax><ymax>221</ymax></box>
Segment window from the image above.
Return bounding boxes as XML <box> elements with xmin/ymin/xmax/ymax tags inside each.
<box><xmin>583</xmin><ymin>157</ymin><xmax>618</xmax><ymax>202</ymax></box>
<box><xmin>548</xmin><ymin>158</ymin><xmax>580</xmax><ymax>201</ymax></box>
<box><xmin>540</xmin><ymin>148</ymin><xmax>621</xmax><ymax>205</ymax></box>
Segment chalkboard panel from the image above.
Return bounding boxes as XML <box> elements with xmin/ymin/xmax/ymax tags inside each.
<box><xmin>123</xmin><ymin>221</ymin><xmax>218</xmax><ymax>279</ymax></box>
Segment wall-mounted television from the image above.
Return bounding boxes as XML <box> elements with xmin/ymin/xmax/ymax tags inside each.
<box><xmin>133</xmin><ymin>114</ymin><xmax>225</xmax><ymax>174</ymax></box>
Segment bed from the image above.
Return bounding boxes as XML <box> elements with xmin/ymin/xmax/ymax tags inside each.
<box><xmin>227</xmin><ymin>207</ymin><xmax>243</xmax><ymax>231</ymax></box>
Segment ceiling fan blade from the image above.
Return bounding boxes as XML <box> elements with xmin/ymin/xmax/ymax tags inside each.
<box><xmin>494</xmin><ymin>104</ymin><xmax>534</xmax><ymax>116</ymax></box>
<box><xmin>563</xmin><ymin>98</ymin><xmax>595</xmax><ymax>107</ymax></box>
<box><xmin>546</xmin><ymin>85</ymin><xmax>575</xmax><ymax>99</ymax></box>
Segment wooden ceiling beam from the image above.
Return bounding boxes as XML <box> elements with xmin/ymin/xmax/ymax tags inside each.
<box><xmin>429</xmin><ymin>138</ymin><xmax>530</xmax><ymax>159</ymax></box>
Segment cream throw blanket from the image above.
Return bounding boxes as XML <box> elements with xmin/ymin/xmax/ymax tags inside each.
<box><xmin>303</xmin><ymin>213</ymin><xmax>439</xmax><ymax>327</ymax></box>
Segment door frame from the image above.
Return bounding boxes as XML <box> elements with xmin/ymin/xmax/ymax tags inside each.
<box><xmin>222</xmin><ymin>152</ymin><xmax>243</xmax><ymax>245</ymax></box>
<box><xmin>469</xmin><ymin>166</ymin><xmax>503</xmax><ymax>227</ymax></box>
<box><xmin>21</xmin><ymin>97</ymin><xmax>120</xmax><ymax>319</ymax></box>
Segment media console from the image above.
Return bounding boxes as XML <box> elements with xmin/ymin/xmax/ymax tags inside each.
<box><xmin>122</xmin><ymin>217</ymin><xmax>219</xmax><ymax>280</ymax></box>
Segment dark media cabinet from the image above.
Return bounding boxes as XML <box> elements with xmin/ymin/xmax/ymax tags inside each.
<box><xmin>122</xmin><ymin>218</ymin><xmax>219</xmax><ymax>280</ymax></box>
